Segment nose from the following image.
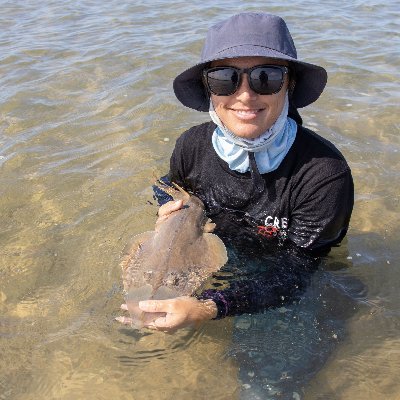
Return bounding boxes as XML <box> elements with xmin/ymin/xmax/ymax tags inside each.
<box><xmin>236</xmin><ymin>73</ymin><xmax>258</xmax><ymax>100</ymax></box>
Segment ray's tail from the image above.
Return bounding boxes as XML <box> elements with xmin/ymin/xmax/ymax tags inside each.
<box><xmin>152</xmin><ymin>176</ymin><xmax>190</xmax><ymax>206</ymax></box>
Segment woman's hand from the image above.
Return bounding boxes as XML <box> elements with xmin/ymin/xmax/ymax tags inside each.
<box><xmin>155</xmin><ymin>200</ymin><xmax>183</xmax><ymax>229</ymax></box>
<box><xmin>117</xmin><ymin>296</ymin><xmax>217</xmax><ymax>333</ymax></box>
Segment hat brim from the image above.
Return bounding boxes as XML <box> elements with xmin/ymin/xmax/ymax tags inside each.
<box><xmin>173</xmin><ymin>47</ymin><xmax>327</xmax><ymax>111</ymax></box>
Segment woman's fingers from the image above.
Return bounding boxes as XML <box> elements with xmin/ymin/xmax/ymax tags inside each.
<box><xmin>158</xmin><ymin>200</ymin><xmax>183</xmax><ymax>217</ymax></box>
<box><xmin>151</xmin><ymin>318</ymin><xmax>178</xmax><ymax>332</ymax></box>
<box><xmin>115</xmin><ymin>316</ymin><xmax>133</xmax><ymax>325</ymax></box>
<box><xmin>155</xmin><ymin>200</ymin><xmax>184</xmax><ymax>230</ymax></box>
<box><xmin>115</xmin><ymin>304</ymin><xmax>130</xmax><ymax>324</ymax></box>
<box><xmin>139</xmin><ymin>299</ymin><xmax>175</xmax><ymax>313</ymax></box>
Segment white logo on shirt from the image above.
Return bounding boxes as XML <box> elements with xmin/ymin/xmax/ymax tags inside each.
<box><xmin>264</xmin><ymin>216</ymin><xmax>288</xmax><ymax>229</ymax></box>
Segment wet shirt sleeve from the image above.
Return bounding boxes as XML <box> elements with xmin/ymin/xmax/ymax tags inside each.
<box><xmin>196</xmin><ymin>242</ymin><xmax>320</xmax><ymax>318</ymax></box>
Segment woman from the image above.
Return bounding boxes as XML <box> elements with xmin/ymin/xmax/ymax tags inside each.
<box><xmin>117</xmin><ymin>12</ymin><xmax>353</xmax><ymax>331</ymax></box>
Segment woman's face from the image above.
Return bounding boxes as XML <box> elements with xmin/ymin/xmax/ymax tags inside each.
<box><xmin>210</xmin><ymin>56</ymin><xmax>289</xmax><ymax>139</ymax></box>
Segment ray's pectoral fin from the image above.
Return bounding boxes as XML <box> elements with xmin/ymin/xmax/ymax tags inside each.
<box><xmin>125</xmin><ymin>284</ymin><xmax>153</xmax><ymax>329</ymax></box>
<box><xmin>125</xmin><ymin>284</ymin><xmax>165</xmax><ymax>329</ymax></box>
<box><xmin>121</xmin><ymin>231</ymin><xmax>154</xmax><ymax>262</ymax></box>
<box><xmin>202</xmin><ymin>233</ymin><xmax>228</xmax><ymax>273</ymax></box>
<box><xmin>153</xmin><ymin>286</ymin><xmax>180</xmax><ymax>300</ymax></box>
<box><xmin>120</xmin><ymin>231</ymin><xmax>155</xmax><ymax>289</ymax></box>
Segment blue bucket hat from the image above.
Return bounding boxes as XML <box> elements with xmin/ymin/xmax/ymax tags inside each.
<box><xmin>173</xmin><ymin>12</ymin><xmax>327</xmax><ymax>111</ymax></box>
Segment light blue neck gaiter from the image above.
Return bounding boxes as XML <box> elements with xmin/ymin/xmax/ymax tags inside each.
<box><xmin>210</xmin><ymin>92</ymin><xmax>297</xmax><ymax>174</ymax></box>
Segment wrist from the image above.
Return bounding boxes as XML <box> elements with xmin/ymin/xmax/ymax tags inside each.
<box><xmin>199</xmin><ymin>299</ymin><xmax>218</xmax><ymax>320</ymax></box>
<box><xmin>196</xmin><ymin>290</ymin><xmax>229</xmax><ymax>319</ymax></box>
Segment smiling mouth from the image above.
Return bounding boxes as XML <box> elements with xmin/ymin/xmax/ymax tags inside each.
<box><xmin>231</xmin><ymin>108</ymin><xmax>265</xmax><ymax>118</ymax></box>
<box><xmin>234</xmin><ymin>109</ymin><xmax>263</xmax><ymax>114</ymax></box>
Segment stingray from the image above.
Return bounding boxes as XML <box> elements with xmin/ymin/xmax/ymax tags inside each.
<box><xmin>120</xmin><ymin>182</ymin><xmax>227</xmax><ymax>328</ymax></box>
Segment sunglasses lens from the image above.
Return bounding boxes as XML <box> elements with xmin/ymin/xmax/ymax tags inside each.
<box><xmin>205</xmin><ymin>65</ymin><xmax>285</xmax><ymax>96</ymax></box>
<box><xmin>250</xmin><ymin>66</ymin><xmax>284</xmax><ymax>95</ymax></box>
<box><xmin>206</xmin><ymin>68</ymin><xmax>239</xmax><ymax>96</ymax></box>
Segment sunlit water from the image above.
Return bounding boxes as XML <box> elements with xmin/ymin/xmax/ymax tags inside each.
<box><xmin>0</xmin><ymin>1</ymin><xmax>399</xmax><ymax>399</ymax></box>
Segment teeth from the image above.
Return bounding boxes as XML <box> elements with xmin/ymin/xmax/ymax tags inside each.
<box><xmin>236</xmin><ymin>110</ymin><xmax>258</xmax><ymax>114</ymax></box>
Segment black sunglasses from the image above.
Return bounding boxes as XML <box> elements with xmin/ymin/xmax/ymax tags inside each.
<box><xmin>203</xmin><ymin>64</ymin><xmax>289</xmax><ymax>96</ymax></box>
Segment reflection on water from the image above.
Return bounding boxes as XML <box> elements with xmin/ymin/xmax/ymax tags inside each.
<box><xmin>0</xmin><ymin>0</ymin><xmax>399</xmax><ymax>399</ymax></box>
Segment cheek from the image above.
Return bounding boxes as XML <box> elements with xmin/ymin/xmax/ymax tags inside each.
<box><xmin>266</xmin><ymin>89</ymin><xmax>288</xmax><ymax>117</ymax></box>
<box><xmin>271</xmin><ymin>96</ymin><xmax>284</xmax><ymax>116</ymax></box>
<box><xmin>210</xmin><ymin>96</ymin><xmax>230</xmax><ymax>122</ymax></box>
<box><xmin>210</xmin><ymin>95</ymin><xmax>224</xmax><ymax>110</ymax></box>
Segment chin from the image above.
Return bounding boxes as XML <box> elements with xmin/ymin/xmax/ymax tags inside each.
<box><xmin>229</xmin><ymin>125</ymin><xmax>265</xmax><ymax>139</ymax></box>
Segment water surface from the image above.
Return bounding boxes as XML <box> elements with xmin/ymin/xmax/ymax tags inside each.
<box><xmin>1</xmin><ymin>1</ymin><xmax>399</xmax><ymax>399</ymax></box>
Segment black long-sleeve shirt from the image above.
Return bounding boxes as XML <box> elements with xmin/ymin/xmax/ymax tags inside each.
<box><xmin>157</xmin><ymin>121</ymin><xmax>353</xmax><ymax>318</ymax></box>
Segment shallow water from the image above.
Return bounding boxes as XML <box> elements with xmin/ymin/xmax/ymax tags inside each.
<box><xmin>0</xmin><ymin>1</ymin><xmax>399</xmax><ymax>399</ymax></box>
